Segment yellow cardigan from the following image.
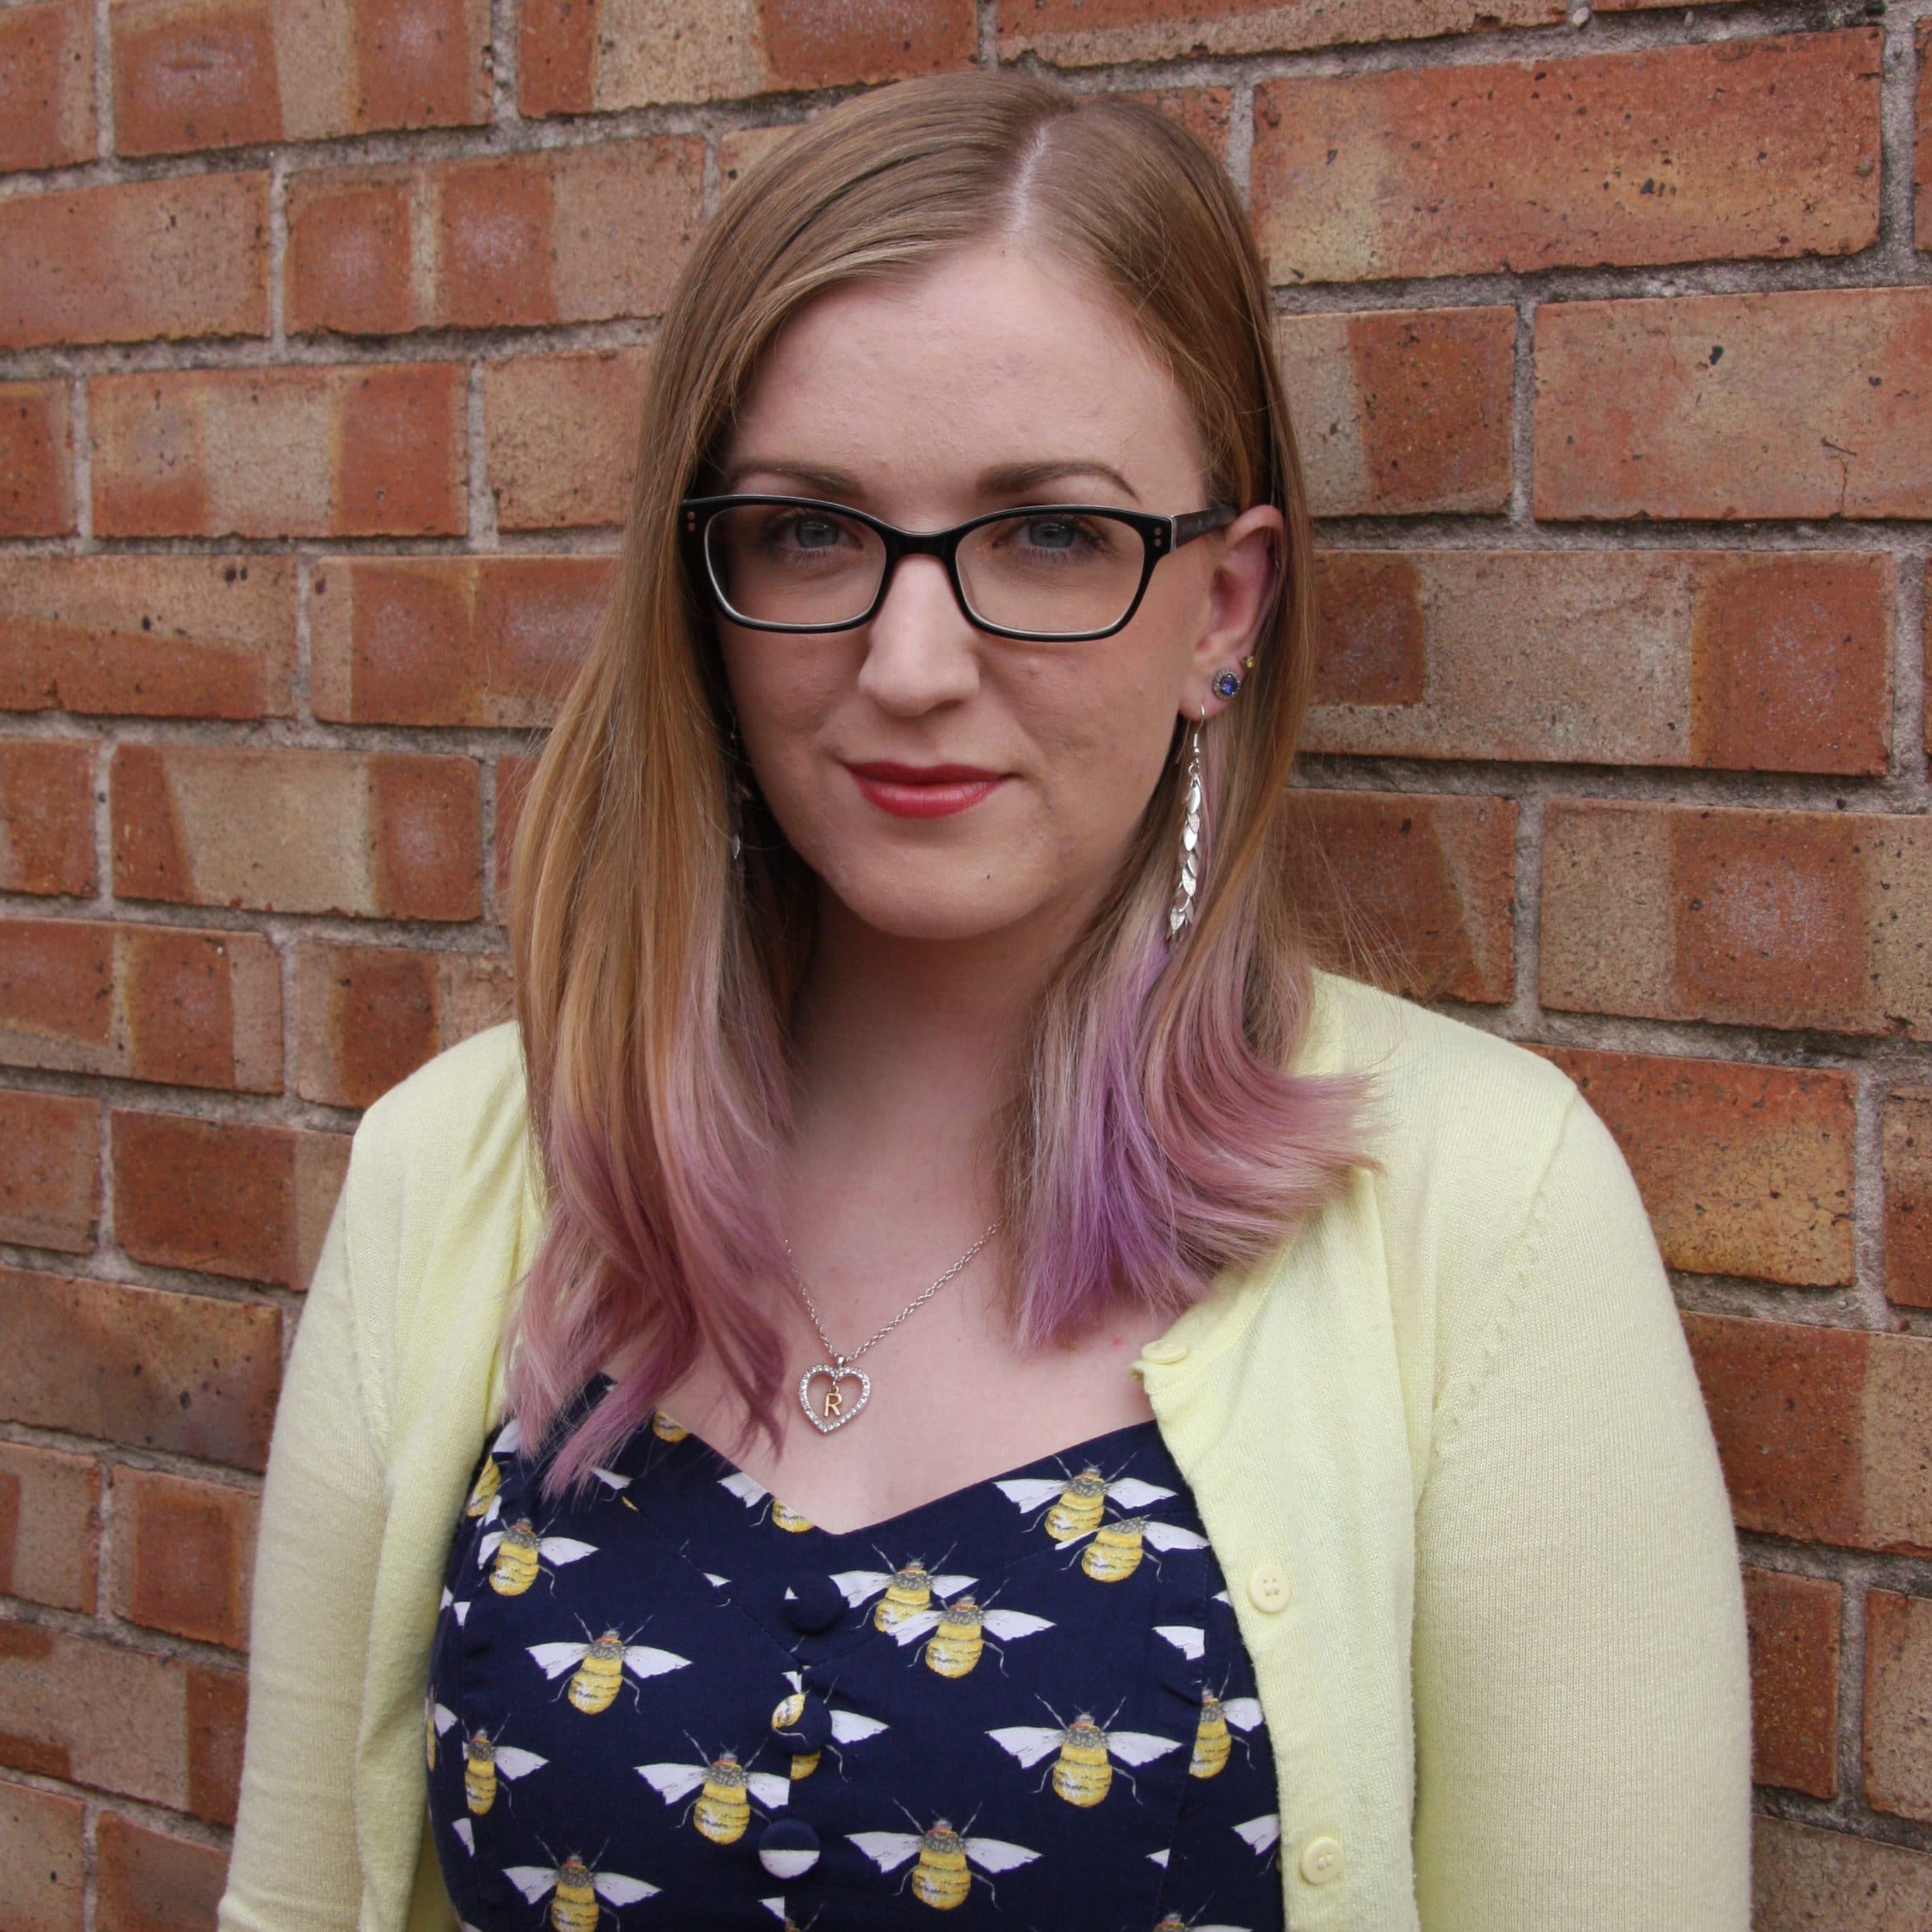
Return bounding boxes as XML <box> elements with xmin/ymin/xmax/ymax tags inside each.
<box><xmin>217</xmin><ymin>970</ymin><xmax>1752</xmax><ymax>1932</ymax></box>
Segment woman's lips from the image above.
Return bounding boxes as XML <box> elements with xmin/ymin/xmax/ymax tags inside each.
<box><xmin>845</xmin><ymin>761</ymin><xmax>1009</xmax><ymax>819</ymax></box>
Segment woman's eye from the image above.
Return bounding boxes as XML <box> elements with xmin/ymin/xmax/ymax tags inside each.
<box><xmin>1022</xmin><ymin>517</ymin><xmax>1080</xmax><ymax>550</ymax></box>
<box><xmin>784</xmin><ymin>517</ymin><xmax>841</xmax><ymax>549</ymax></box>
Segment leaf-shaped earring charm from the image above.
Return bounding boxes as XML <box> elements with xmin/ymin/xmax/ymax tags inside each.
<box><xmin>1168</xmin><ymin>715</ymin><xmax>1204</xmax><ymax>941</ymax></box>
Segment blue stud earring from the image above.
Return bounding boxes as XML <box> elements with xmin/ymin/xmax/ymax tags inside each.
<box><xmin>1213</xmin><ymin>667</ymin><xmax>1244</xmax><ymax>700</ymax></box>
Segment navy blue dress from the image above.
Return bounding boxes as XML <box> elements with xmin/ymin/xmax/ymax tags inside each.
<box><xmin>425</xmin><ymin>1377</ymin><xmax>1283</xmax><ymax>1931</ymax></box>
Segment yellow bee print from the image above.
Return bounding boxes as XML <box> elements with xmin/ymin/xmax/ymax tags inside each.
<box><xmin>831</xmin><ymin>1559</ymin><xmax>977</xmax><ymax>1635</ymax></box>
<box><xmin>771</xmin><ymin>1670</ymin><xmax>889</xmax><ymax>1779</ymax></box>
<box><xmin>1190</xmin><ymin>1688</ymin><xmax>1263</xmax><ymax>1780</ymax></box>
<box><xmin>477</xmin><ymin>1518</ymin><xmax>598</xmax><ymax>1596</ymax></box>
<box><xmin>651</xmin><ymin>1409</ymin><xmax>688</xmax><ymax>1442</ymax></box>
<box><xmin>720</xmin><ymin>1470</ymin><xmax>815</xmax><ymax>1533</ymax></box>
<box><xmin>848</xmin><ymin>1814</ymin><xmax>1039</xmax><ymax>1912</ymax></box>
<box><xmin>461</xmin><ymin>1724</ymin><xmax>548</xmax><ymax>1815</ymax></box>
<box><xmin>463</xmin><ymin>1417</ymin><xmax>521</xmax><ymax>1520</ymax></box>
<box><xmin>527</xmin><ymin>1620</ymin><xmax>691</xmax><ymax>1715</ymax></box>
<box><xmin>887</xmin><ymin>1594</ymin><xmax>1053</xmax><ymax>1678</ymax></box>
<box><xmin>1067</xmin><ymin>1513</ymin><xmax>1209</xmax><ymax>1584</ymax></box>
<box><xmin>988</xmin><ymin>1705</ymin><xmax>1183</xmax><ymax>1807</ymax></box>
<box><xmin>995</xmin><ymin>1466</ymin><xmax>1175</xmax><ymax>1542</ymax></box>
<box><xmin>427</xmin><ymin>1698</ymin><xmax>458</xmax><ymax>1770</ymax></box>
<box><xmin>637</xmin><ymin>1745</ymin><xmax>792</xmax><ymax>1846</ymax></box>
<box><xmin>502</xmin><ymin>1855</ymin><xmax>657</xmax><ymax>1932</ymax></box>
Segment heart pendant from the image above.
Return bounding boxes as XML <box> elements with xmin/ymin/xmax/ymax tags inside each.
<box><xmin>798</xmin><ymin>1363</ymin><xmax>870</xmax><ymax>1434</ymax></box>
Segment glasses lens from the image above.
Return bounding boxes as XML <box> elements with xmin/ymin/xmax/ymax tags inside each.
<box><xmin>704</xmin><ymin>503</ymin><xmax>886</xmax><ymax>628</ymax></box>
<box><xmin>957</xmin><ymin>510</ymin><xmax>1145</xmax><ymax>637</ymax></box>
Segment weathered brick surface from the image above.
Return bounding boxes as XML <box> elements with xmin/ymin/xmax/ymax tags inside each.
<box><xmin>0</xmin><ymin>1777</ymin><xmax>85</xmax><ymax>1932</ymax></box>
<box><xmin>1281</xmin><ymin>788</ymin><xmax>1516</xmax><ymax>1004</ymax></box>
<box><xmin>1754</xmin><ymin>1818</ymin><xmax>1932</xmax><ymax>1929</ymax></box>
<box><xmin>95</xmin><ymin>1811</ymin><xmax>229</xmax><ymax>1932</ymax></box>
<box><xmin>0</xmin><ymin>172</ymin><xmax>268</xmax><ymax>351</ymax></box>
<box><xmin>482</xmin><ymin>347</ymin><xmax>650</xmax><ymax>530</ymax></box>
<box><xmin>111</xmin><ymin>743</ymin><xmax>481</xmax><ymax>919</ymax></box>
<box><xmin>1865</xmin><ymin>1588</ymin><xmax>1932</xmax><ymax>1822</ymax></box>
<box><xmin>1685</xmin><ymin>1313</ymin><xmax>1932</xmax><ymax>1556</ymax></box>
<box><xmin>112</xmin><ymin>1110</ymin><xmax>350</xmax><ymax>1290</ymax></box>
<box><xmin>1885</xmin><ymin>1088</ymin><xmax>1932</xmax><ymax>1312</ymax></box>
<box><xmin>1743</xmin><ymin>1565</ymin><xmax>1838</xmax><ymax>1800</ymax></box>
<box><xmin>110</xmin><ymin>1466</ymin><xmax>258</xmax><ymax>1650</ymax></box>
<box><xmin>0</xmin><ymin>738</ymin><xmax>95</xmax><ymax>895</ymax></box>
<box><xmin>0</xmin><ymin>1441</ymin><xmax>99</xmax><ymax>1613</ymax></box>
<box><xmin>1535</xmin><ymin>289</ymin><xmax>1932</xmax><ymax>522</ymax></box>
<box><xmin>519</xmin><ymin>0</ymin><xmax>976</xmax><ymax>116</ymax></box>
<box><xmin>1918</xmin><ymin>21</ymin><xmax>1931</xmax><ymax>254</ymax></box>
<box><xmin>0</xmin><ymin>918</ymin><xmax>282</xmax><ymax>1091</ymax></box>
<box><xmin>1254</xmin><ymin>32</ymin><xmax>1879</xmax><ymax>285</ymax></box>
<box><xmin>0</xmin><ymin>555</ymin><xmax>295</xmax><ymax>719</ymax></box>
<box><xmin>112</xmin><ymin>0</ymin><xmax>490</xmax><ymax>155</ymax></box>
<box><xmin>0</xmin><ymin>381</ymin><xmax>73</xmax><ymax>537</ymax></box>
<box><xmin>1541</xmin><ymin>802</ymin><xmax>1932</xmax><ymax>1038</ymax></box>
<box><xmin>295</xmin><ymin>939</ymin><xmax>512</xmax><ymax>1106</ymax></box>
<box><xmin>90</xmin><ymin>364</ymin><xmax>465</xmax><ymax>538</ymax></box>
<box><xmin>0</xmin><ymin>1267</ymin><xmax>280</xmax><ymax>1469</ymax></box>
<box><xmin>310</xmin><ymin>555</ymin><xmax>607</xmax><ymax>725</ymax></box>
<box><xmin>1308</xmin><ymin>548</ymin><xmax>1889</xmax><ymax>774</ymax></box>
<box><xmin>1539</xmin><ymin>1048</ymin><xmax>1854</xmax><ymax>1286</ymax></box>
<box><xmin>0</xmin><ymin>1088</ymin><xmax>99</xmax><ymax>1251</ymax></box>
<box><xmin>0</xmin><ymin>0</ymin><xmax>94</xmax><ymax>173</ymax></box>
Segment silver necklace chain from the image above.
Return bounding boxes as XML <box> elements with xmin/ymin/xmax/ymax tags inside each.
<box><xmin>781</xmin><ymin>1219</ymin><xmax>1002</xmax><ymax>1367</ymax></box>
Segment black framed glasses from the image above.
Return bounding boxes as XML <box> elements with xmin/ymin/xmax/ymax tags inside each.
<box><xmin>680</xmin><ymin>493</ymin><xmax>1240</xmax><ymax>643</ymax></box>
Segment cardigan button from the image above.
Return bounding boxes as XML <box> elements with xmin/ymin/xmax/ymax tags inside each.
<box><xmin>759</xmin><ymin>1815</ymin><xmax>821</xmax><ymax>1879</ymax></box>
<box><xmin>1141</xmin><ymin>1336</ymin><xmax>1190</xmax><ymax>1366</ymax></box>
<box><xmin>1299</xmin><ymin>1833</ymin><xmax>1343</xmax><ymax>1885</ymax></box>
<box><xmin>1246</xmin><ymin>1563</ymin><xmax>1292</xmax><ymax>1612</ymax></box>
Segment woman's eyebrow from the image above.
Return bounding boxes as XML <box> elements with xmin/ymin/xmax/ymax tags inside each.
<box><xmin>719</xmin><ymin>458</ymin><xmax>1143</xmax><ymax>503</ymax></box>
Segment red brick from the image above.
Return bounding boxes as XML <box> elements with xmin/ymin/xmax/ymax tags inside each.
<box><xmin>90</xmin><ymin>364</ymin><xmax>464</xmax><ymax>539</ymax></box>
<box><xmin>1918</xmin><ymin>22</ymin><xmax>1930</xmax><ymax>254</ymax></box>
<box><xmin>0</xmin><ymin>919</ymin><xmax>281</xmax><ymax>1093</ymax></box>
<box><xmin>0</xmin><ymin>1777</ymin><xmax>84</xmax><ymax>1932</ymax></box>
<box><xmin>0</xmin><ymin>1442</ymin><xmax>99</xmax><ymax>1613</ymax></box>
<box><xmin>1685</xmin><ymin>1313</ymin><xmax>1932</xmax><ymax>1556</ymax></box>
<box><xmin>112</xmin><ymin>743</ymin><xmax>480</xmax><ymax>920</ymax></box>
<box><xmin>519</xmin><ymin>0</ymin><xmax>975</xmax><ymax>116</ymax></box>
<box><xmin>483</xmin><ymin>348</ymin><xmax>648</xmax><ymax>530</ymax></box>
<box><xmin>1280</xmin><ymin>788</ymin><xmax>1515</xmax><ymax>1004</ymax></box>
<box><xmin>1541</xmin><ymin>802</ymin><xmax>1932</xmax><ymax>1038</ymax></box>
<box><xmin>1536</xmin><ymin>288</ymin><xmax>1932</xmax><ymax>522</ymax></box>
<box><xmin>1255</xmin><ymin>32</ymin><xmax>1878</xmax><ymax>287</ymax></box>
<box><xmin>1865</xmin><ymin>1588</ymin><xmax>1932</xmax><ymax>1821</ymax></box>
<box><xmin>1276</xmin><ymin>308</ymin><xmax>1512</xmax><ymax>517</ymax></box>
<box><xmin>1538</xmin><ymin>1048</ymin><xmax>1854</xmax><ymax>1287</ymax></box>
<box><xmin>1306</xmin><ymin>549</ymin><xmax>1889</xmax><ymax>775</ymax></box>
<box><xmin>0</xmin><ymin>382</ymin><xmax>73</xmax><ymax>538</ymax></box>
<box><xmin>295</xmin><ymin>940</ymin><xmax>512</xmax><ymax>1108</ymax></box>
<box><xmin>0</xmin><ymin>0</ymin><xmax>94</xmax><ymax>172</ymax></box>
<box><xmin>494</xmin><ymin>750</ymin><xmax>535</xmax><ymax>906</ymax></box>
<box><xmin>0</xmin><ymin>1089</ymin><xmax>99</xmax><ymax>1252</ymax></box>
<box><xmin>1885</xmin><ymin>1089</ymin><xmax>1932</xmax><ymax>1312</ymax></box>
<box><xmin>112</xmin><ymin>0</ymin><xmax>487</xmax><ymax>155</ymax></box>
<box><xmin>287</xmin><ymin>138</ymin><xmax>703</xmax><ymax>336</ymax></box>
<box><xmin>0</xmin><ymin>740</ymin><xmax>94</xmax><ymax>896</ymax></box>
<box><xmin>110</xmin><ymin>1466</ymin><xmax>257</xmax><ymax>1650</ymax></box>
<box><xmin>0</xmin><ymin>172</ymin><xmax>267</xmax><ymax>352</ymax></box>
<box><xmin>0</xmin><ymin>555</ymin><xmax>295</xmax><ymax>721</ymax></box>
<box><xmin>184</xmin><ymin>1661</ymin><xmax>244</xmax><ymax>1824</ymax></box>
<box><xmin>310</xmin><ymin>555</ymin><xmax>608</xmax><ymax>725</ymax></box>
<box><xmin>114</xmin><ymin>1110</ymin><xmax>349</xmax><ymax>1291</ymax></box>
<box><xmin>1743</xmin><ymin>1565</ymin><xmax>1838</xmax><ymax>1799</ymax></box>
<box><xmin>0</xmin><ymin>1267</ymin><xmax>279</xmax><ymax>1468</ymax></box>
<box><xmin>96</xmin><ymin>1811</ymin><xmax>228</xmax><ymax>1932</ymax></box>
<box><xmin>1753</xmin><ymin>1817</ymin><xmax>1932</xmax><ymax>1929</ymax></box>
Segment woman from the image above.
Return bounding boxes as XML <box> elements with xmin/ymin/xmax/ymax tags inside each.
<box><xmin>219</xmin><ymin>71</ymin><xmax>1752</xmax><ymax>1932</ymax></box>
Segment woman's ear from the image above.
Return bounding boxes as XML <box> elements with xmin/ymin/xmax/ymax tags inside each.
<box><xmin>1183</xmin><ymin>503</ymin><xmax>1282</xmax><ymax>719</ymax></box>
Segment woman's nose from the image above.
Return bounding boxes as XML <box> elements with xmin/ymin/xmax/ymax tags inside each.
<box><xmin>855</xmin><ymin>554</ymin><xmax>981</xmax><ymax>714</ymax></box>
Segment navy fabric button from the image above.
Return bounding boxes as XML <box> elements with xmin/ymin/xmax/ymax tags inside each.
<box><xmin>783</xmin><ymin>1574</ymin><xmax>844</xmax><ymax>1633</ymax></box>
<box><xmin>758</xmin><ymin>1815</ymin><xmax>821</xmax><ymax>1880</ymax></box>
<box><xmin>770</xmin><ymin>1689</ymin><xmax>831</xmax><ymax>1756</ymax></box>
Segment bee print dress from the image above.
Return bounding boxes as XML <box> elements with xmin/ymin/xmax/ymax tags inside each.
<box><xmin>426</xmin><ymin>1376</ymin><xmax>1284</xmax><ymax>1932</ymax></box>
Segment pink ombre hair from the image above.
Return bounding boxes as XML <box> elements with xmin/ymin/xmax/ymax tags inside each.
<box><xmin>504</xmin><ymin>70</ymin><xmax>1367</xmax><ymax>1497</ymax></box>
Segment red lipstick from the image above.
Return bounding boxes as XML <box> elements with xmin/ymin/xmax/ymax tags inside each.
<box><xmin>845</xmin><ymin>760</ymin><xmax>1008</xmax><ymax>819</ymax></box>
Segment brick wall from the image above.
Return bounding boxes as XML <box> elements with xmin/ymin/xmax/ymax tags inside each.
<box><xmin>0</xmin><ymin>0</ymin><xmax>1927</xmax><ymax>1921</ymax></box>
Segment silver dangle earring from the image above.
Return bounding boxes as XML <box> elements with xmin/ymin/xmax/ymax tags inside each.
<box><xmin>1168</xmin><ymin>703</ymin><xmax>1205</xmax><ymax>941</ymax></box>
<box><xmin>724</xmin><ymin>712</ymin><xmax>750</xmax><ymax>862</ymax></box>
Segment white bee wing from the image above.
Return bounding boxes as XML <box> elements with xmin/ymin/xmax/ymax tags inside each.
<box><xmin>1104</xmin><ymin>1477</ymin><xmax>1176</xmax><ymax>1510</ymax></box>
<box><xmin>432</xmin><ymin>1702</ymin><xmax>460</xmax><ymax>1736</ymax></box>
<box><xmin>492</xmin><ymin>1747</ymin><xmax>548</xmax><ymax>1780</ymax></box>
<box><xmin>746</xmin><ymin>1772</ymin><xmax>792</xmax><ymax>1809</ymax></box>
<box><xmin>451</xmin><ymin>1818</ymin><xmax>473</xmax><ymax>1855</ymax></box>
<box><xmin>760</xmin><ymin>1904</ymin><xmax>787</xmax><ymax>1923</ymax></box>
<box><xmin>1234</xmin><ymin>1812</ymin><xmax>1281</xmax><ymax>1855</ymax></box>
<box><xmin>1222</xmin><ymin>1696</ymin><xmax>1265</xmax><ymax>1732</ymax></box>
<box><xmin>476</xmin><ymin>1531</ymin><xmax>504</xmax><ymax>1565</ymax></box>
<box><xmin>1141</xmin><ymin>1521</ymin><xmax>1210</xmax><ymax>1553</ymax></box>
<box><xmin>889</xmin><ymin>1609</ymin><xmax>942</xmax><ymax>1647</ymax></box>
<box><xmin>783</xmin><ymin>1669</ymin><xmax>802</xmax><ymax>1693</ymax></box>
<box><xmin>502</xmin><ymin>1864</ymin><xmax>553</xmax><ymax>1901</ymax></box>
<box><xmin>637</xmin><ymin>1762</ymin><xmax>708</xmax><ymax>1803</ymax></box>
<box><xmin>491</xmin><ymin>1418</ymin><xmax>521</xmax><ymax>1455</ymax></box>
<box><xmin>719</xmin><ymin>1471</ymin><xmax>769</xmax><ymax>1507</ymax></box>
<box><xmin>622</xmin><ymin>1644</ymin><xmax>690</xmax><ymax>1680</ymax></box>
<box><xmin>986</xmin><ymin>1725</ymin><xmax>1063</xmax><ymax>1769</ymax></box>
<box><xmin>452</xmin><ymin>1600</ymin><xmax>471</xmax><ymax>1626</ymax></box>
<box><xmin>593</xmin><ymin>1873</ymin><xmax>659</xmax><ymax>1906</ymax></box>
<box><xmin>830</xmin><ymin>1708</ymin><xmax>888</xmax><ymax>1743</ymax></box>
<box><xmin>705</xmin><ymin>1572</ymin><xmax>729</xmax><ymax>1588</ymax></box>
<box><xmin>589</xmin><ymin>1466</ymin><xmax>631</xmax><ymax>1492</ymax></box>
<box><xmin>830</xmin><ymin>1568</ymin><xmax>890</xmax><ymax>1606</ymax></box>
<box><xmin>1147</xmin><ymin>1848</ymin><xmax>1169</xmax><ymax>1868</ymax></box>
<box><xmin>1155</xmin><ymin>1623</ymin><xmax>1205</xmax><ymax>1661</ymax></box>
<box><xmin>1212</xmin><ymin>1588</ymin><xmax>1231</xmax><ymax>1605</ymax></box>
<box><xmin>536</xmin><ymin>1536</ymin><xmax>597</xmax><ymax>1566</ymax></box>
<box><xmin>980</xmin><ymin>1609</ymin><xmax>1053</xmax><ymax>1640</ymax></box>
<box><xmin>847</xmin><ymin>1831</ymin><xmax>921</xmax><ymax>1873</ymax></box>
<box><xmin>992</xmin><ymin>1476</ymin><xmax>1067</xmax><ymax>1513</ymax></box>
<box><xmin>480</xmin><ymin>1493</ymin><xmax>501</xmax><ymax>1525</ymax></box>
<box><xmin>1107</xmin><ymin>1729</ymin><xmax>1184</xmax><ymax>1767</ymax></box>
<box><xmin>931</xmin><ymin>1573</ymin><xmax>976</xmax><ymax>1599</ymax></box>
<box><xmin>439</xmin><ymin>1586</ymin><xmax>452</xmax><ymax>1610</ymax></box>
<box><xmin>526</xmin><ymin>1641</ymin><xmax>589</xmax><ymax>1679</ymax></box>
<box><xmin>963</xmin><ymin>1835</ymin><xmax>1041</xmax><ymax>1874</ymax></box>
